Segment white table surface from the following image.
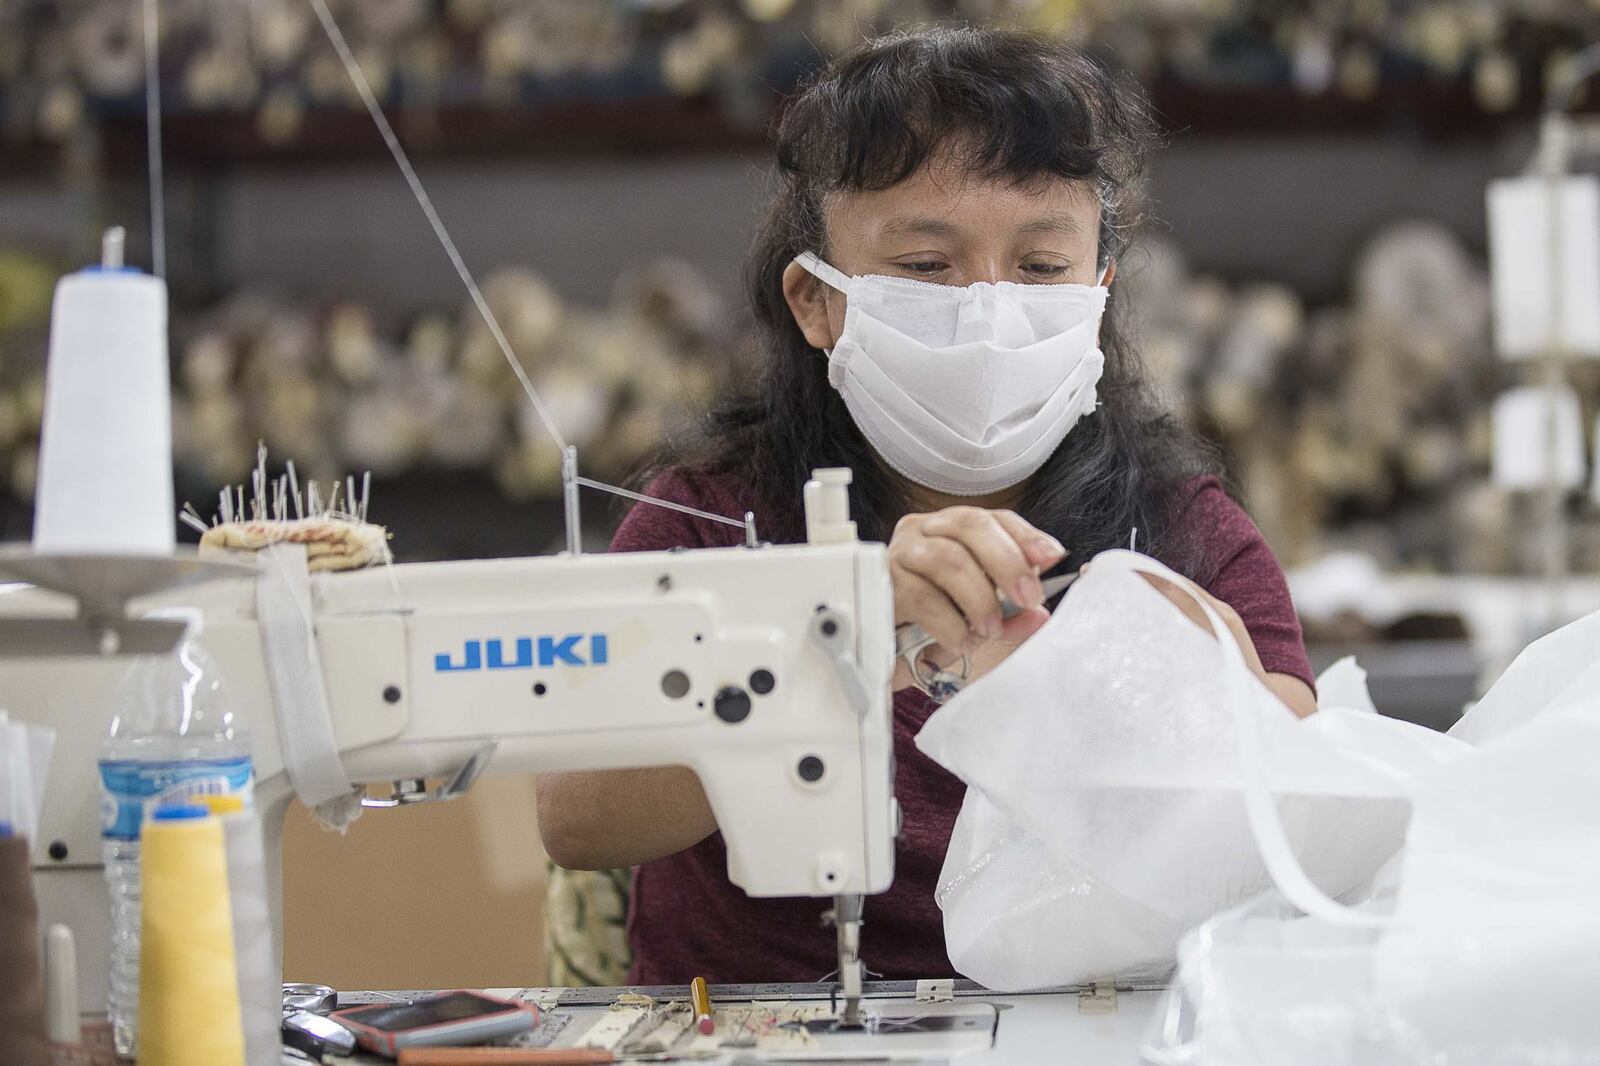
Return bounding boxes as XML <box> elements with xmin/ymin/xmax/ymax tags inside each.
<box><xmin>336</xmin><ymin>984</ymin><xmax>1162</xmax><ymax>1064</ymax></box>
<box><xmin>981</xmin><ymin>988</ymin><xmax>1158</xmax><ymax>1063</ymax></box>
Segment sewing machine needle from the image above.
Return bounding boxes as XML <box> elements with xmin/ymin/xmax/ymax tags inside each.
<box><xmin>832</xmin><ymin>894</ymin><xmax>866</xmax><ymax>1029</ymax></box>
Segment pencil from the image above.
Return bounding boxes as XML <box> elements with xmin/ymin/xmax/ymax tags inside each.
<box><xmin>690</xmin><ymin>975</ymin><xmax>715</xmax><ymax>1036</ymax></box>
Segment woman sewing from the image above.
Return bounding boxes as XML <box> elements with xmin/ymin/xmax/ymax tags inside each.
<box><xmin>537</xmin><ymin>26</ymin><xmax>1315</xmax><ymax>985</ymax></box>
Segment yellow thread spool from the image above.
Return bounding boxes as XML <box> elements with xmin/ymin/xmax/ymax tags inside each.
<box><xmin>137</xmin><ymin>809</ymin><xmax>245</xmax><ymax>1066</ymax></box>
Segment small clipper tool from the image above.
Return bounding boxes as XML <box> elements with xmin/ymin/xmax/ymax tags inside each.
<box><xmin>895</xmin><ymin>572</ymin><xmax>1079</xmax><ymax>703</ymax></box>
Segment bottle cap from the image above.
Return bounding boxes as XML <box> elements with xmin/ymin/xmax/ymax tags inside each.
<box><xmin>152</xmin><ymin>804</ymin><xmax>209</xmax><ymax>821</ymax></box>
<box><xmin>200</xmin><ymin>795</ymin><xmax>244</xmax><ymax>815</ymax></box>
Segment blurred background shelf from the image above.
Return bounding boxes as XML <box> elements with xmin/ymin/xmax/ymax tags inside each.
<box><xmin>101</xmin><ymin>97</ymin><xmax>771</xmax><ymax>165</ymax></box>
<box><xmin>70</xmin><ymin>83</ymin><xmax>1591</xmax><ymax>171</ymax></box>
<box><xmin>9</xmin><ymin>0</ymin><xmax>1600</xmax><ymax>173</ymax></box>
<box><xmin>1305</xmin><ymin>640</ymin><xmax>1480</xmax><ymax>732</ymax></box>
<box><xmin>4</xmin><ymin>81</ymin><xmax>1590</xmax><ymax>180</ymax></box>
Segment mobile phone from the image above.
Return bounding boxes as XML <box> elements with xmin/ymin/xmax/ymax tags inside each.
<box><xmin>330</xmin><ymin>991</ymin><xmax>538</xmax><ymax>1057</ymax></box>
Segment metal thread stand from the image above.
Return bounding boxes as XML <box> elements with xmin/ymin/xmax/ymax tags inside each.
<box><xmin>1524</xmin><ymin>46</ymin><xmax>1600</xmax><ymax>634</ymax></box>
<box><xmin>1538</xmin><ymin>110</ymin><xmax>1572</xmax><ymax>632</ymax></box>
<box><xmin>562</xmin><ymin>445</ymin><xmax>582</xmax><ymax>556</ymax></box>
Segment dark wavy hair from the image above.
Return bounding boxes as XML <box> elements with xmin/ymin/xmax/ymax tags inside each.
<box><xmin>662</xmin><ymin>26</ymin><xmax>1219</xmax><ymax>579</ymax></box>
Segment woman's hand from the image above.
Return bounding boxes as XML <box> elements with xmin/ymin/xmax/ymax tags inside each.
<box><xmin>889</xmin><ymin>506</ymin><xmax>1066</xmax><ymax>691</ymax></box>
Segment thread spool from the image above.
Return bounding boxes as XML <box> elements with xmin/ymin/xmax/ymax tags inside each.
<box><xmin>1490</xmin><ymin>384</ymin><xmax>1585</xmax><ymax>491</ymax></box>
<box><xmin>33</xmin><ymin>227</ymin><xmax>174</xmax><ymax>556</ymax></box>
<box><xmin>1487</xmin><ymin>175</ymin><xmax>1600</xmax><ymax>360</ymax></box>
<box><xmin>137</xmin><ymin>806</ymin><xmax>245</xmax><ymax>1066</ymax></box>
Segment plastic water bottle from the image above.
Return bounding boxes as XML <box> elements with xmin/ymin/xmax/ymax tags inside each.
<box><xmin>99</xmin><ymin>632</ymin><xmax>252</xmax><ymax>1057</ymax></box>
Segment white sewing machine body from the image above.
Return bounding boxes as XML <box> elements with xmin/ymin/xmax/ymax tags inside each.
<box><xmin>4</xmin><ymin>531</ymin><xmax>897</xmax><ymax>1008</ymax></box>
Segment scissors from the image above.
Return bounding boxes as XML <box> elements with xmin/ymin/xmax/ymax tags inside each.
<box><xmin>895</xmin><ymin>571</ymin><xmax>1080</xmax><ymax>703</ymax></box>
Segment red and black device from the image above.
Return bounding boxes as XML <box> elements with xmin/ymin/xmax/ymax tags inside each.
<box><xmin>330</xmin><ymin>990</ymin><xmax>539</xmax><ymax>1057</ymax></box>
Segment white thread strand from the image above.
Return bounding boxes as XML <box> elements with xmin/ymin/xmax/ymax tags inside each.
<box><xmin>142</xmin><ymin>0</ymin><xmax>165</xmax><ymax>278</ymax></box>
<box><xmin>575</xmin><ymin>477</ymin><xmax>747</xmax><ymax>529</ymax></box>
<box><xmin>305</xmin><ymin>0</ymin><xmax>566</xmax><ymax>451</ymax></box>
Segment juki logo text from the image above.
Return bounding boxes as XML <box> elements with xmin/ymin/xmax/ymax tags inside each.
<box><xmin>434</xmin><ymin>635</ymin><xmax>610</xmax><ymax>672</ymax></box>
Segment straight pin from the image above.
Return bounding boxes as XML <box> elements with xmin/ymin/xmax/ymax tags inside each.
<box><xmin>178</xmin><ymin>510</ymin><xmax>209</xmax><ymax>535</ymax></box>
<box><xmin>255</xmin><ymin>443</ymin><xmax>268</xmax><ymax>516</ymax></box>
<box><xmin>360</xmin><ymin>471</ymin><xmax>371</xmax><ymax>522</ymax></box>
<box><xmin>346</xmin><ymin>476</ymin><xmax>357</xmax><ymax>518</ymax></box>
<box><xmin>286</xmin><ymin>461</ymin><xmax>303</xmax><ymax>519</ymax></box>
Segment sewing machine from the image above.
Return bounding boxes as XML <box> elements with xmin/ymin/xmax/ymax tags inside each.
<box><xmin>0</xmin><ymin>468</ymin><xmax>898</xmax><ymax>1025</ymax></box>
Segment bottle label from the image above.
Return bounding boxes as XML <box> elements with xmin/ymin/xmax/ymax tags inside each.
<box><xmin>98</xmin><ymin>757</ymin><xmax>254</xmax><ymax>841</ymax></box>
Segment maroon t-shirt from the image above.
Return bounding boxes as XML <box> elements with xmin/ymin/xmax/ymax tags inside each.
<box><xmin>609</xmin><ymin>468</ymin><xmax>1313</xmax><ymax>985</ymax></box>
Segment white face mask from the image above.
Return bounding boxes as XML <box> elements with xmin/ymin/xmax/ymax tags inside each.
<box><xmin>794</xmin><ymin>251</ymin><xmax>1109</xmax><ymax>496</ymax></box>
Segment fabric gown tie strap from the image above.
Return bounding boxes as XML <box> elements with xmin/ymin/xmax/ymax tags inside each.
<box><xmin>256</xmin><ymin>543</ymin><xmax>362</xmax><ymax>832</ymax></box>
<box><xmin>1097</xmin><ymin>550</ymin><xmax>1392</xmax><ymax>930</ymax></box>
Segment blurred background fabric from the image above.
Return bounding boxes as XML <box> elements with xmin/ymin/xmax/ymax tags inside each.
<box><xmin>4</xmin><ymin>0</ymin><xmax>1599</xmax><ymax>567</ymax></box>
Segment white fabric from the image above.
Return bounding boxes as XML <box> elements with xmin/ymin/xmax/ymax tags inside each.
<box><xmin>255</xmin><ymin>544</ymin><xmax>362</xmax><ymax>832</ymax></box>
<box><xmin>1315</xmin><ymin>656</ymin><xmax>1381</xmax><ymax>717</ymax></box>
<box><xmin>1146</xmin><ymin>609</ymin><xmax>1600</xmax><ymax>1065</ymax></box>
<box><xmin>794</xmin><ymin>252</ymin><xmax>1107</xmax><ymax>496</ymax></box>
<box><xmin>915</xmin><ymin>550</ymin><xmax>1465</xmax><ymax>990</ymax></box>
<box><xmin>1370</xmin><ymin>608</ymin><xmax>1600</xmax><ymax>1059</ymax></box>
<box><xmin>1447</xmin><ymin>600</ymin><xmax>1600</xmax><ymax>744</ymax></box>
<box><xmin>1371</xmin><ymin>708</ymin><xmax>1600</xmax><ymax>1059</ymax></box>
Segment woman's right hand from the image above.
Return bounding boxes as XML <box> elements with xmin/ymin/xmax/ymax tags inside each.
<box><xmin>889</xmin><ymin>507</ymin><xmax>1067</xmax><ymax>691</ymax></box>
